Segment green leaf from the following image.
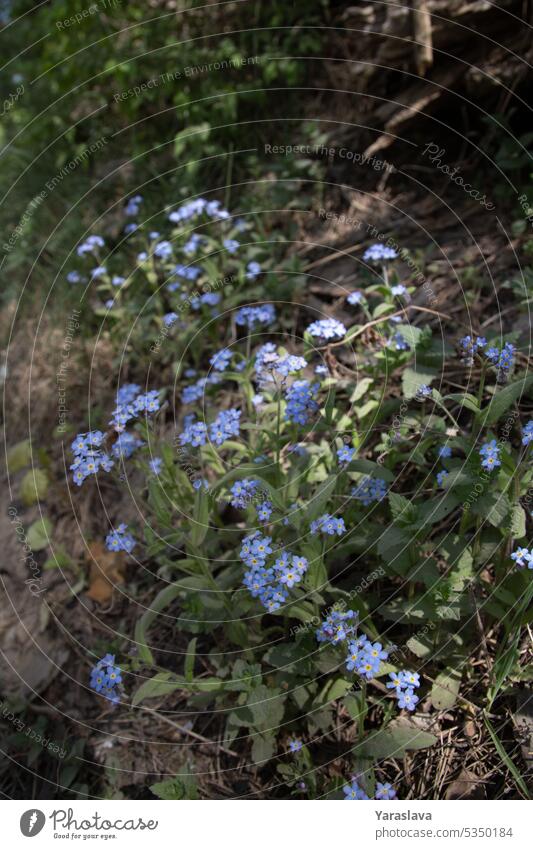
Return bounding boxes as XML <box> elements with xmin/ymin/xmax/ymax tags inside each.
<box><xmin>174</xmin><ymin>122</ymin><xmax>210</xmax><ymax>158</ymax></box>
<box><xmin>184</xmin><ymin>637</ymin><xmax>197</xmax><ymax>683</ymax></box>
<box><xmin>306</xmin><ymin>475</ymin><xmax>337</xmax><ymax>522</ymax></box>
<box><xmin>406</xmin><ymin>633</ymin><xmax>434</xmax><ymax>658</ymax></box>
<box><xmin>20</xmin><ymin>469</ymin><xmax>49</xmax><ymax>505</ymax></box>
<box><xmin>509</xmin><ymin>505</ymin><xmax>526</xmax><ymax>539</ymax></box>
<box><xmin>43</xmin><ymin>548</ymin><xmax>71</xmax><ymax>570</ymax></box>
<box><xmin>263</xmin><ymin>642</ymin><xmax>308</xmax><ymax>671</ymax></box>
<box><xmin>394</xmin><ymin>324</ymin><xmax>423</xmax><ymax>348</ymax></box>
<box><xmin>236</xmin><ymin>685</ymin><xmax>284</xmax><ymax>731</ymax></box>
<box><xmin>342</xmin><ymin>692</ymin><xmax>364</xmax><ymax>721</ymax></box>
<box><xmin>484</xmin><ymin>717</ymin><xmax>530</xmax><ymax>798</ymax></box>
<box><xmin>135</xmin><ymin>583</ymin><xmax>182</xmax><ymax>664</ymax></box>
<box><xmin>251</xmin><ymin>732</ymin><xmax>276</xmax><ymax>764</ymax></box>
<box><xmin>7</xmin><ymin>439</ymin><xmax>32</xmax><ymax>472</ymax></box>
<box><xmin>479</xmin><ymin>375</ymin><xmax>533</xmax><ymax>425</ymax></box>
<box><xmin>317</xmin><ymin>677</ymin><xmax>353</xmax><ymax>704</ymax></box>
<box><xmin>349</xmin><ymin>378</ymin><xmax>373</xmax><ymax>403</ymax></box>
<box><xmin>444</xmin><ymin>393</ymin><xmax>480</xmax><ymax>413</ymax></box>
<box><xmin>190</xmin><ymin>489</ymin><xmax>209</xmax><ymax>546</ymax></box>
<box><xmin>305</xmin><ymin>549</ymin><xmax>328</xmax><ymax>591</ymax></box>
<box><xmin>402</xmin><ymin>366</ymin><xmax>437</xmax><ymax>400</ymax></box>
<box><xmin>471</xmin><ymin>492</ymin><xmax>510</xmax><ymax>528</ymax></box>
<box><xmin>377</xmin><ymin>526</ymin><xmax>412</xmax><ymax>575</ymax></box>
<box><xmin>388</xmin><ymin>492</ymin><xmax>418</xmax><ymax>524</ymax></box>
<box><xmin>348</xmin><ymin>459</ymin><xmax>395</xmax><ymax>482</ymax></box>
<box><xmin>26</xmin><ymin>517</ymin><xmax>52</xmax><ymax>551</ymax></box>
<box><xmin>414</xmin><ymin>492</ymin><xmax>460</xmax><ymax>528</ymax></box>
<box><xmin>359</xmin><ymin>722</ymin><xmax>437</xmax><ymax>758</ymax></box>
<box><xmin>356</xmin><ymin>399</ymin><xmax>379</xmax><ymax>419</ymax></box>
<box><xmin>132</xmin><ymin>672</ymin><xmax>183</xmax><ymax>706</ymax></box>
<box><xmin>150</xmin><ymin>775</ymin><xmax>198</xmax><ymax>800</ymax></box>
<box><xmin>431</xmin><ymin>668</ymin><xmax>462</xmax><ymax>709</ymax></box>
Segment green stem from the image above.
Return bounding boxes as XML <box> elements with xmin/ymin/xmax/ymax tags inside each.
<box><xmin>472</xmin><ymin>363</ymin><xmax>487</xmax><ymax>439</ymax></box>
<box><xmin>358</xmin><ymin>681</ymin><xmax>367</xmax><ymax>740</ymax></box>
<box><xmin>275</xmin><ymin>392</ymin><xmax>282</xmax><ymax>473</ymax></box>
<box><xmin>433</xmin><ymin>398</ymin><xmax>461</xmax><ymax>432</ymax></box>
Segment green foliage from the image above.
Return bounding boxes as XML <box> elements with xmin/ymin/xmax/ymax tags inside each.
<box><xmin>0</xmin><ymin>0</ymin><xmax>328</xmax><ymax>303</ymax></box>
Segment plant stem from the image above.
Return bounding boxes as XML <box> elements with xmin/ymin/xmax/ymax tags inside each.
<box><xmin>358</xmin><ymin>681</ymin><xmax>367</xmax><ymax>740</ymax></box>
<box><xmin>275</xmin><ymin>391</ymin><xmax>282</xmax><ymax>473</ymax></box>
<box><xmin>434</xmin><ymin>398</ymin><xmax>461</xmax><ymax>432</ymax></box>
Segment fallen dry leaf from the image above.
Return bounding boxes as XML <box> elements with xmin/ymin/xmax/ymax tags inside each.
<box><xmin>445</xmin><ymin>768</ymin><xmax>486</xmax><ymax>800</ymax></box>
<box><xmin>86</xmin><ymin>541</ymin><xmax>126</xmax><ymax>603</ymax></box>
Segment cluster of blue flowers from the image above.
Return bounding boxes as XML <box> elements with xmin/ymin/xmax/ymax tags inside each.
<box><xmin>181</xmin><ymin>373</ymin><xmax>221</xmax><ymax>404</ymax></box>
<box><xmin>343</xmin><ymin>779</ymin><xmax>396</xmax><ymax>800</ymax></box>
<box><xmin>190</xmin><ymin>292</ymin><xmax>221</xmax><ymax>311</ymax></box>
<box><xmin>351</xmin><ymin>476</ymin><xmax>388</xmax><ymax>505</ymax></box>
<box><xmin>89</xmin><ymin>654</ymin><xmax>123</xmax><ymax>704</ymax></box>
<box><xmin>109</xmin><ymin>389</ymin><xmax>161</xmax><ymax>432</ymax></box>
<box><xmin>229</xmin><ymin>478</ymin><xmax>260</xmax><ymax>508</ymax></box>
<box><xmin>479</xmin><ymin>439</ymin><xmax>501</xmax><ymax>471</ymax></box>
<box><xmin>363</xmin><ymin>243</ymin><xmax>398</xmax><ymax>263</ymax></box>
<box><xmin>306</xmin><ymin>318</ymin><xmax>346</xmax><ymax>340</ymax></box>
<box><xmin>345</xmin><ymin>634</ymin><xmax>388</xmax><ymax>680</ymax></box>
<box><xmin>510</xmin><ymin>547</ymin><xmax>533</xmax><ymax>569</ymax></box>
<box><xmin>459</xmin><ymin>334</ymin><xmax>487</xmax><ymax>365</ymax></box>
<box><xmin>522</xmin><ymin>421</ymin><xmax>533</xmax><ymax>446</ymax></box>
<box><xmin>223</xmin><ymin>238</ymin><xmax>239</xmax><ymax>253</ymax></box>
<box><xmin>71</xmin><ymin>431</ymin><xmax>114</xmax><ymax>486</ymax></box>
<box><xmin>105</xmin><ymin>523</ymin><xmax>136</xmax><ymax>554</ymax></box>
<box><xmin>124</xmin><ymin>194</ymin><xmax>142</xmax><ymax>217</ymax></box>
<box><xmin>114</xmin><ymin>384</ymin><xmax>142</xmax><ymax>407</ymax></box>
<box><xmin>235</xmin><ymin>304</ymin><xmax>276</xmax><ymax>328</ymax></box>
<box><xmin>459</xmin><ymin>335</ymin><xmax>515</xmax><ymax>379</ymax></box>
<box><xmin>168</xmin><ymin>197</ymin><xmax>230</xmax><ymax>224</ymax></box>
<box><xmin>255</xmin><ymin>343</ymin><xmax>298</xmax><ymax>383</ymax></box>
<box><xmin>310</xmin><ymin>513</ymin><xmax>346</xmax><ymax>535</ymax></box>
<box><xmin>210</xmin><ymin>348</ymin><xmax>233</xmax><ymax>371</ymax></box>
<box><xmin>316</xmin><ymin>609</ymin><xmax>357</xmax><ymax>644</ymax></box>
<box><xmin>285</xmin><ymin>380</ymin><xmax>319</xmax><ymax>425</ymax></box>
<box><xmin>180</xmin><ymin>408</ymin><xmax>241</xmax><ymax>448</ymax></box>
<box><xmin>153</xmin><ymin>240</ymin><xmax>173</xmax><ymax>260</ymax></box>
<box><xmin>210</xmin><ymin>409</ymin><xmax>241</xmax><ymax>445</ymax></box>
<box><xmin>485</xmin><ymin>342</ymin><xmax>515</xmax><ymax>379</ymax></box>
<box><xmin>183</xmin><ymin>233</ymin><xmax>205</xmax><ymax>255</ymax></box>
<box><xmin>169</xmin><ymin>264</ymin><xmax>203</xmax><ymax>283</ymax></box>
<box><xmin>386</xmin><ymin>670</ymin><xmax>421</xmax><ymax>710</ymax></box>
<box><xmin>436</xmin><ymin>469</ymin><xmax>449</xmax><ymax>488</ymax></box>
<box><xmin>113</xmin><ymin>432</ymin><xmax>143</xmax><ymax>459</ymax></box>
<box><xmin>77</xmin><ymin>234</ymin><xmax>104</xmax><ymax>256</ymax></box>
<box><xmin>273</xmin><ymin>354</ymin><xmax>308</xmax><ymax>379</ymax></box>
<box><xmin>240</xmin><ymin>534</ymin><xmax>309</xmax><ymax>612</ymax></box>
